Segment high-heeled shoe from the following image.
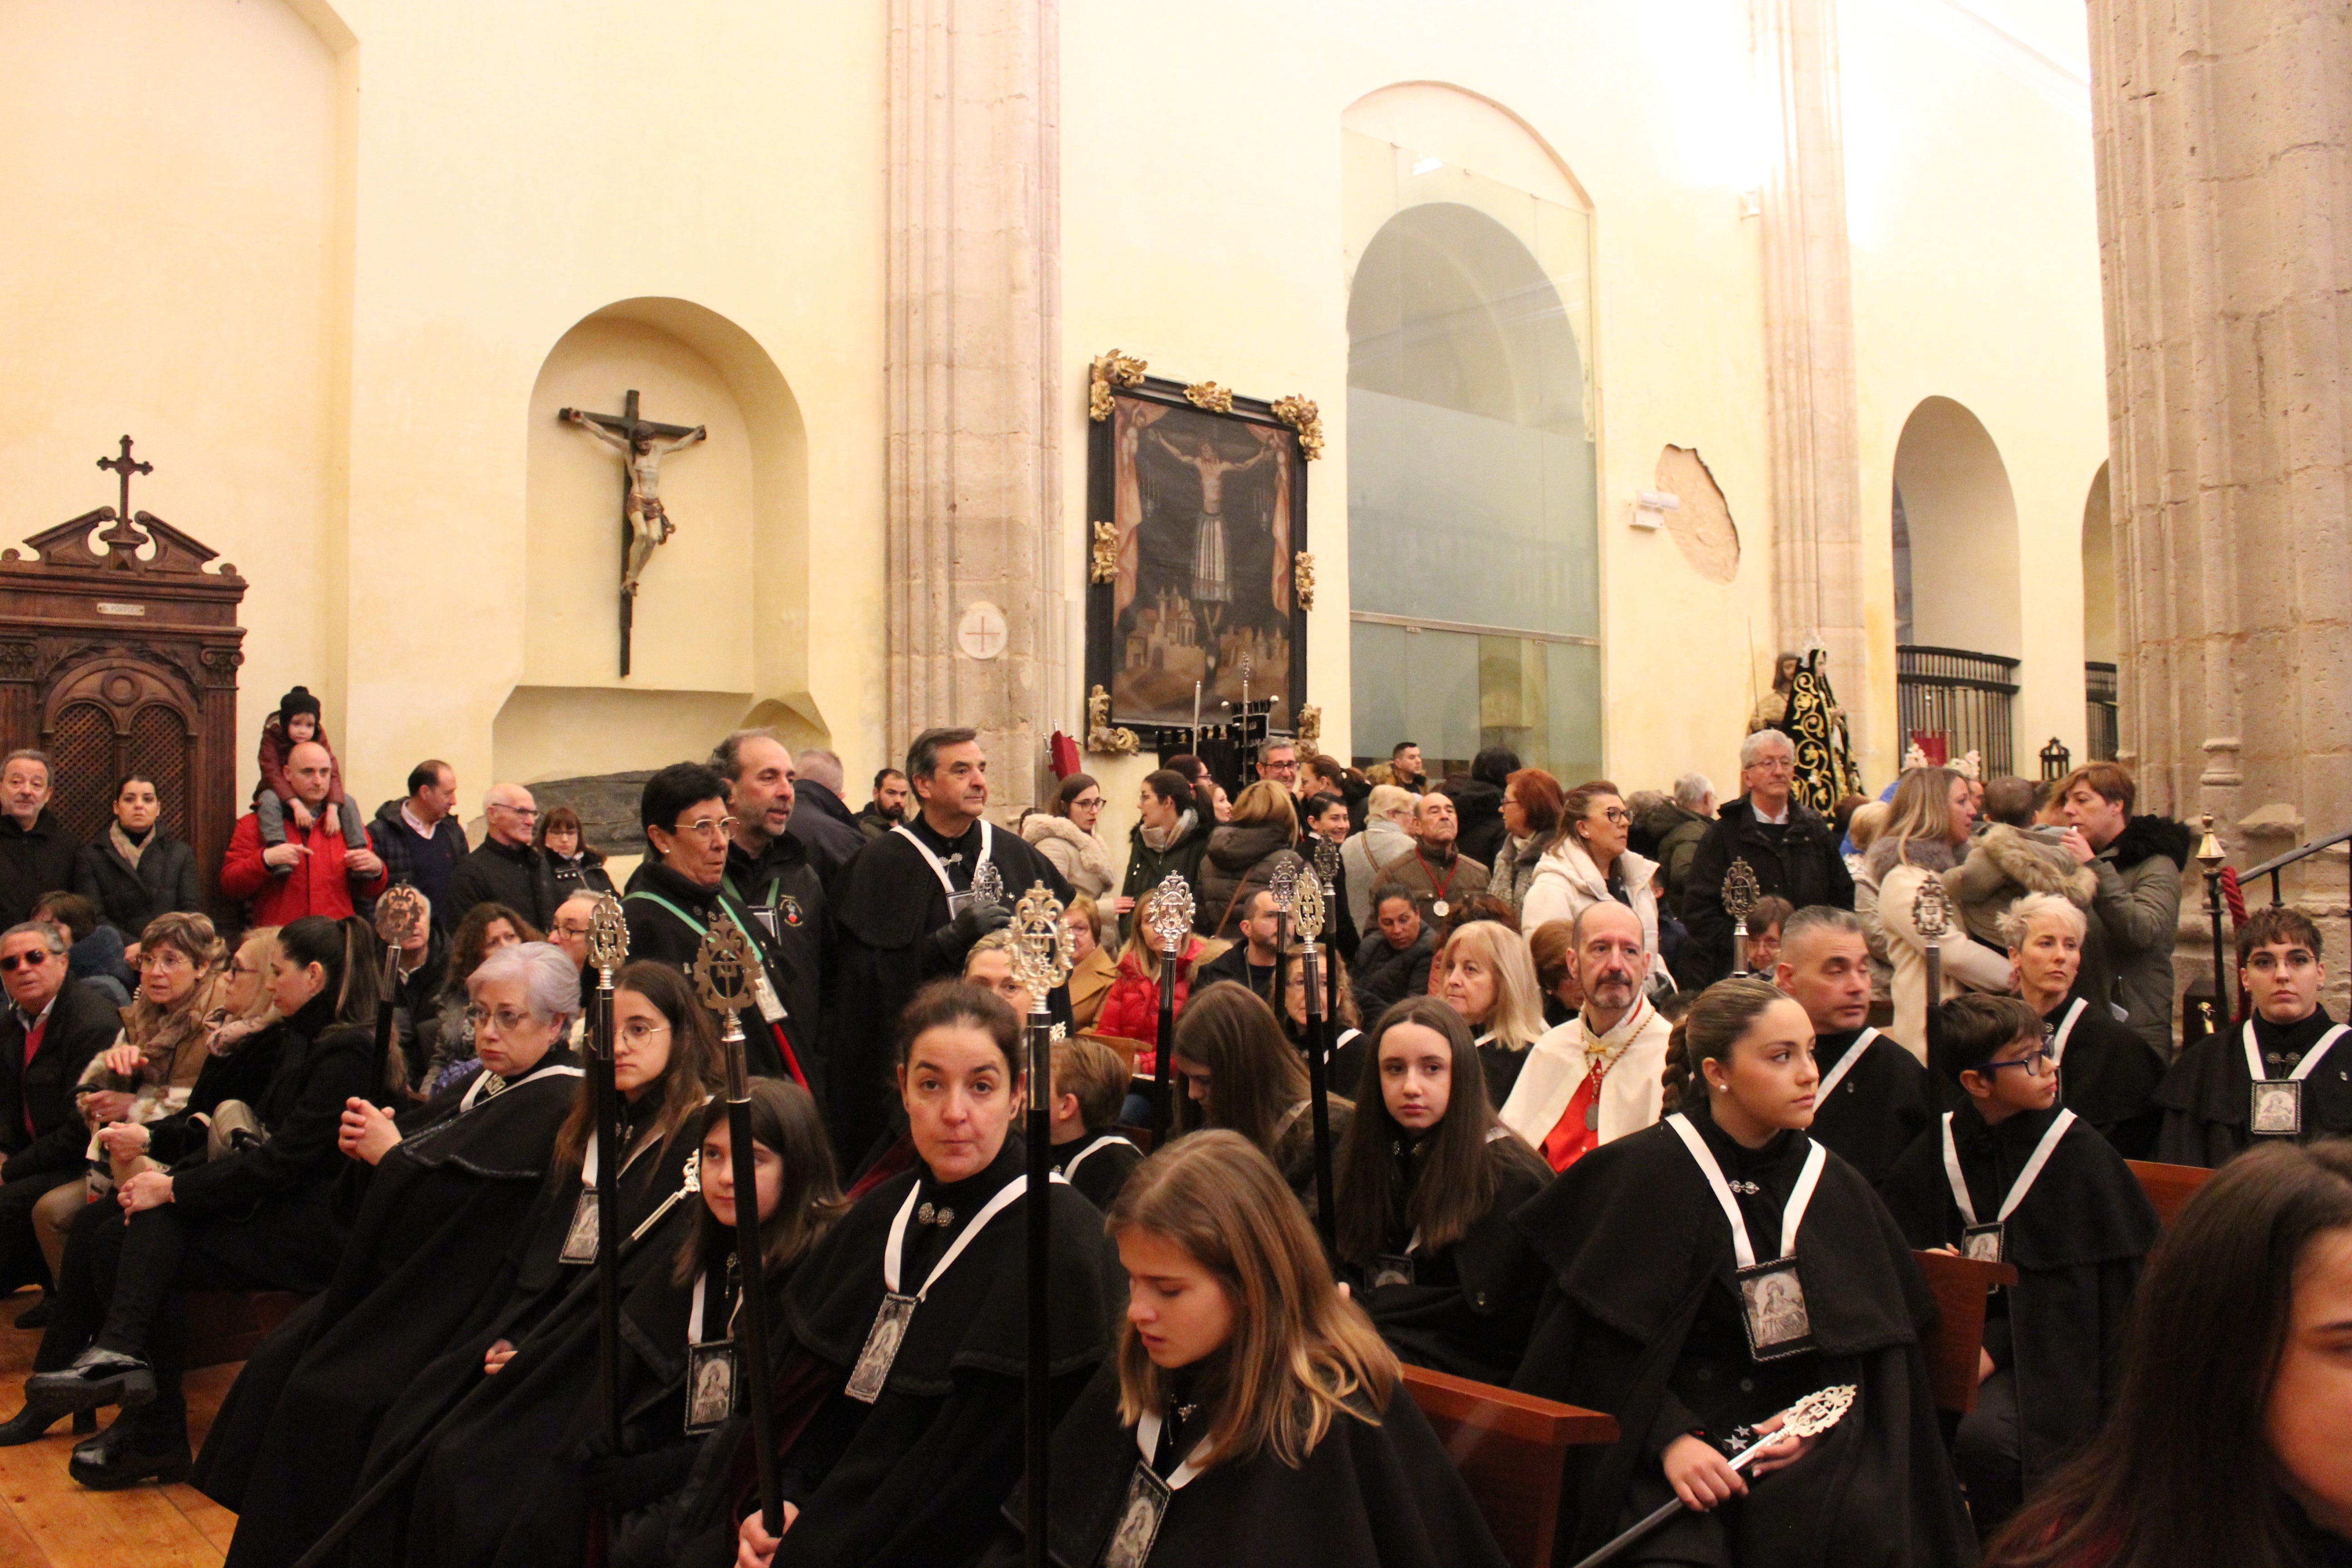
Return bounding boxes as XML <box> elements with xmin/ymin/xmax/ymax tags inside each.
<box><xmin>0</xmin><ymin>1385</ymin><xmax>76</xmax><ymax>1446</ymax></box>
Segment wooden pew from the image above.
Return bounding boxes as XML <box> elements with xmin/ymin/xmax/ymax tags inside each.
<box><xmin>186</xmin><ymin>1289</ymin><xmax>308</xmax><ymax>1370</ymax></box>
<box><xmin>1401</xmin><ymin>1363</ymin><xmax>1617</xmax><ymax>1568</ymax></box>
<box><xmin>2126</xmin><ymin>1159</ymin><xmax>2212</xmax><ymax>1229</ymax></box>
<box><xmin>1911</xmin><ymin>1250</ymin><xmax>2019</xmax><ymax>1415</ymax></box>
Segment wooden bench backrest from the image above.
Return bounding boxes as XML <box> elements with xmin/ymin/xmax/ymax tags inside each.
<box><xmin>1400</xmin><ymin>1363</ymin><xmax>1617</xmax><ymax>1568</ymax></box>
<box><xmin>1911</xmin><ymin>1250</ymin><xmax>2019</xmax><ymax>1415</ymax></box>
<box><xmin>2126</xmin><ymin>1159</ymin><xmax>2212</xmax><ymax>1229</ymax></box>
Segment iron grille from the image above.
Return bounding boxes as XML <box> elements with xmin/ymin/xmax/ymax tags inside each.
<box><xmin>1896</xmin><ymin>645</ymin><xmax>2019</xmax><ymax>778</ymax></box>
<box><xmin>2085</xmin><ymin>662</ymin><xmax>2118</xmax><ymax>761</ymax></box>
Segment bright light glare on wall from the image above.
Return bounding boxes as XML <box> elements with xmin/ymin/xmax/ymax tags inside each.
<box><xmin>1628</xmin><ymin>0</ymin><xmax>1768</xmax><ymax>191</ymax></box>
<box><xmin>1411</xmin><ymin>156</ymin><xmax>1444</xmax><ymax>175</ymax></box>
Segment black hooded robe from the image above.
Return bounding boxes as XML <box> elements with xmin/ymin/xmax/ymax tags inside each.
<box><xmin>1348</xmin><ymin>1137</ymin><xmax>1551</xmax><ymax>1386</ymax></box>
<box><xmin>1878</xmin><ymin>1103</ymin><xmax>2156</xmax><ymax>1531</ymax></box>
<box><xmin>2040</xmin><ymin>995</ymin><xmax>2163</xmax><ymax>1160</ymax></box>
<box><xmin>1052</xmin><ymin>1129</ymin><xmax>1144</xmax><ymax>1213</ymax></box>
<box><xmin>980</xmin><ymin>1360</ymin><xmax>1511</xmax><ymax>1568</ymax></box>
<box><xmin>1510</xmin><ymin>1101</ymin><xmax>1974</xmax><ymax>1567</ymax></box>
<box><xmin>820</xmin><ymin>820</ymin><xmax>1068</xmax><ymax>1166</ymax></box>
<box><xmin>622</xmin><ymin>859</ymin><xmax>795</xmax><ymax>1082</ymax></box>
<box><xmin>1797</xmin><ymin>1027</ymin><xmax>1931</xmax><ymax>1187</ymax></box>
<box><xmin>747</xmin><ymin>1137</ymin><xmax>1123</xmax><ymax>1568</ymax></box>
<box><xmin>338</xmin><ymin>1124</ymin><xmax>704</xmax><ymax>1568</ymax></box>
<box><xmin>196</xmin><ymin>1055</ymin><xmax>584</xmax><ymax>1565</ymax></box>
<box><xmin>2153</xmin><ymin>1007</ymin><xmax>2352</xmax><ymax>1168</ymax></box>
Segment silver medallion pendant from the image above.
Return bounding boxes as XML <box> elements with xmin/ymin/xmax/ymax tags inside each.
<box><xmin>1430</xmin><ymin>899</ymin><xmax>1450</xmax><ymax>919</ymax></box>
<box><xmin>1102</xmin><ymin>1463</ymin><xmax>1173</xmax><ymax>1568</ymax></box>
<box><xmin>847</xmin><ymin>1292</ymin><xmax>917</xmax><ymax>1404</ymax></box>
<box><xmin>558</xmin><ymin>1191</ymin><xmax>600</xmax><ymax>1265</ymax></box>
<box><xmin>2251</xmin><ymin>1079</ymin><xmax>2303</xmax><ymax>1137</ymax></box>
<box><xmin>1961</xmin><ymin>1221</ymin><xmax>2007</xmax><ymax>1264</ymax></box>
<box><xmin>683</xmin><ymin>1340</ymin><xmax>739</xmax><ymax>1434</ymax></box>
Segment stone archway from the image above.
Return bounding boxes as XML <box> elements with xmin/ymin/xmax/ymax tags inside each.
<box><xmin>1891</xmin><ymin>397</ymin><xmax>2024</xmax><ymax>773</ymax></box>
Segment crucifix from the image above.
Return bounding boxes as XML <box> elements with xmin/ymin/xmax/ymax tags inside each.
<box><xmin>558</xmin><ymin>390</ymin><xmax>707</xmax><ymax>676</ymax></box>
<box><xmin>94</xmin><ymin>435</ymin><xmax>154</xmax><ymax>552</ymax></box>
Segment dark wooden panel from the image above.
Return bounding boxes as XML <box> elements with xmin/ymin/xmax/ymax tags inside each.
<box><xmin>1401</xmin><ymin>1363</ymin><xmax>1617</xmax><ymax>1568</ymax></box>
<box><xmin>2126</xmin><ymin>1159</ymin><xmax>2212</xmax><ymax>1229</ymax></box>
<box><xmin>1912</xmin><ymin>1250</ymin><xmax>2019</xmax><ymax>1416</ymax></box>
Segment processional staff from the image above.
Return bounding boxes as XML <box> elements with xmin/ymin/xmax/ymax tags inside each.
<box><xmin>1911</xmin><ymin>876</ymin><xmax>1953</xmax><ymax>1020</ymax></box>
<box><xmin>692</xmin><ymin>916</ymin><xmax>784</xmax><ymax>1536</ymax></box>
<box><xmin>1289</xmin><ymin>864</ymin><xmax>1338</xmax><ymax>1248</ymax></box>
<box><xmin>1146</xmin><ymin>872</ymin><xmax>1196</xmax><ymax>1137</ymax></box>
<box><xmin>1009</xmin><ymin>881</ymin><xmax>1078</xmax><ymax>1568</ymax></box>
<box><xmin>585</xmin><ymin>891</ymin><xmax>631</xmax><ymax>1446</ymax></box>
<box><xmin>1310</xmin><ymin>837</ymin><xmax>1343</xmax><ymax>1034</ymax></box>
<box><xmin>370</xmin><ymin>886</ymin><xmax>428</xmax><ymax>1104</ymax></box>
<box><xmin>1722</xmin><ymin>858</ymin><xmax>1762</xmax><ymax>976</ymax></box>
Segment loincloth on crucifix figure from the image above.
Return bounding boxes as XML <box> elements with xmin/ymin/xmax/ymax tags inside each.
<box><xmin>562</xmin><ymin>400</ymin><xmax>707</xmax><ymax>598</ymax></box>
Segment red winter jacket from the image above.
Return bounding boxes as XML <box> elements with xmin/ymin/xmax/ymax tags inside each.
<box><xmin>219</xmin><ymin>810</ymin><xmax>387</xmax><ymax>926</ymax></box>
<box><xmin>1092</xmin><ymin>941</ymin><xmax>1206</xmax><ymax>1075</ymax></box>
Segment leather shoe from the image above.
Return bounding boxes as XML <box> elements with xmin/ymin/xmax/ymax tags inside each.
<box><xmin>0</xmin><ymin>1390</ymin><xmax>72</xmax><ymax>1446</ymax></box>
<box><xmin>67</xmin><ymin>1422</ymin><xmax>189</xmax><ymax>1490</ymax></box>
<box><xmin>14</xmin><ymin>1293</ymin><xmax>53</xmax><ymax>1330</ymax></box>
<box><xmin>23</xmin><ymin>1348</ymin><xmax>155</xmax><ymax>1413</ymax></box>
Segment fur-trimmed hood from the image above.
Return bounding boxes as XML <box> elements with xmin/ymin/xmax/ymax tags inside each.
<box><xmin>2104</xmin><ymin>813</ymin><xmax>2192</xmax><ymax>873</ymax></box>
<box><xmin>1863</xmin><ymin>833</ymin><xmax>1960</xmax><ymax>883</ymax></box>
<box><xmin>1953</xmin><ymin>824</ymin><xmax>2097</xmax><ymax>905</ymax></box>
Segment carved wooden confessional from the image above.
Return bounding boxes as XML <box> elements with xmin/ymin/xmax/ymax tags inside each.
<box><xmin>0</xmin><ymin>439</ymin><xmax>247</xmax><ymax>903</ymax></box>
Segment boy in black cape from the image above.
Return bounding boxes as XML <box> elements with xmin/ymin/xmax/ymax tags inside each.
<box><xmin>1773</xmin><ymin>907</ymin><xmax>1932</xmax><ymax>1184</ymax></box>
<box><xmin>1880</xmin><ymin>993</ymin><xmax>2158</xmax><ymax>1539</ymax></box>
<box><xmin>2154</xmin><ymin>906</ymin><xmax>2350</xmax><ymax>1166</ymax></box>
<box><xmin>1509</xmin><ymin>978</ymin><xmax>1973</xmax><ymax>1567</ymax></box>
<box><xmin>819</xmin><ymin>728</ymin><xmax>1069</xmax><ymax>1167</ymax></box>
<box><xmin>193</xmin><ymin>949</ymin><xmax>584</xmax><ymax>1564</ymax></box>
<box><xmin>1048</xmin><ymin>1034</ymin><xmax>1145</xmax><ymax>1212</ymax></box>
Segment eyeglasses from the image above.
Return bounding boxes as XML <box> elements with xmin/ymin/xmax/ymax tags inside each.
<box><xmin>465</xmin><ymin>1005</ymin><xmax>536</xmax><ymax>1032</ymax></box>
<box><xmin>1595</xmin><ymin>807</ymin><xmax>1630</xmax><ymax>824</ymax></box>
<box><xmin>138</xmin><ymin>949</ymin><xmax>192</xmax><ymax>970</ymax></box>
<box><xmin>617</xmin><ymin>1019</ymin><xmax>672</xmax><ymax>1046</ymax></box>
<box><xmin>554</xmin><ymin>921</ymin><xmax>593</xmax><ymax>939</ymax></box>
<box><xmin>0</xmin><ymin>950</ymin><xmax>57</xmax><ymax>973</ymax></box>
<box><xmin>491</xmin><ymin>803</ymin><xmax>539</xmax><ymax>819</ymax></box>
<box><xmin>667</xmin><ymin>816</ymin><xmax>736</xmax><ymax>842</ymax></box>
<box><xmin>1983</xmin><ymin>1046</ymin><xmax>2056</xmax><ymax>1077</ymax></box>
<box><xmin>229</xmin><ymin>960</ymin><xmax>262</xmax><ymax>978</ymax></box>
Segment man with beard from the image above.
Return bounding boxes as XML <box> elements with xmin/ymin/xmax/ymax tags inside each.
<box><xmin>855</xmin><ymin>767</ymin><xmax>910</xmax><ymax>840</ymax></box>
<box><xmin>1773</xmin><ymin>906</ymin><xmax>1930</xmax><ymax>1183</ymax></box>
<box><xmin>709</xmin><ymin>729</ymin><xmax>825</xmax><ymax>1085</ymax></box>
<box><xmin>1500</xmin><ymin>902</ymin><xmax>1672</xmax><ymax>1171</ymax></box>
<box><xmin>819</xmin><ymin>728</ymin><xmax>1068</xmax><ymax>1166</ymax></box>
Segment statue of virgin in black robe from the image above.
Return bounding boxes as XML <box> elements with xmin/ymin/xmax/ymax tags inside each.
<box><xmin>1510</xmin><ymin>1098</ymin><xmax>1974</xmax><ymax>1566</ymax></box>
<box><xmin>336</xmin><ymin>1119</ymin><xmax>704</xmax><ymax>1568</ymax></box>
<box><xmin>194</xmin><ymin>1052</ymin><xmax>584</xmax><ymax>1566</ymax></box>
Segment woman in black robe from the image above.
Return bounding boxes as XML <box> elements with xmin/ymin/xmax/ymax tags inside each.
<box><xmin>1332</xmin><ymin>997</ymin><xmax>1550</xmax><ymax>1385</ymax></box>
<box><xmin>983</xmin><ymin>1128</ymin><xmax>1509</xmax><ymax>1568</ymax></box>
<box><xmin>1511</xmin><ymin>977</ymin><xmax>1974</xmax><ymax>1567</ymax></box>
<box><xmin>2003</xmin><ymin>892</ymin><xmax>2161</xmax><ymax>1158</ymax></box>
<box><xmin>324</xmin><ymin>960</ymin><xmax>720</xmax><ymax>1568</ymax></box>
<box><xmin>732</xmin><ymin>980</ymin><xmax>1125</xmax><ymax>1568</ymax></box>
<box><xmin>195</xmin><ymin>940</ymin><xmax>588</xmax><ymax>1565</ymax></box>
<box><xmin>1169</xmin><ymin>982</ymin><xmax>1353</xmax><ymax>1205</ymax></box>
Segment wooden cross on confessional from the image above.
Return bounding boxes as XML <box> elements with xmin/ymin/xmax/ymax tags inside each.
<box><xmin>95</xmin><ymin>436</ymin><xmax>154</xmax><ymax>552</ymax></box>
<box><xmin>556</xmin><ymin>390</ymin><xmax>707</xmax><ymax>677</ymax></box>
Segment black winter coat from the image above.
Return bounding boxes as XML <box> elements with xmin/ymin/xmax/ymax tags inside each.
<box><xmin>1682</xmin><ymin>797</ymin><xmax>1854</xmax><ymax>985</ymax></box>
<box><xmin>1446</xmin><ymin>778</ymin><xmax>1509</xmax><ymax>870</ymax></box>
<box><xmin>445</xmin><ymin>838</ymin><xmax>559</xmax><ymax>933</ymax></box>
<box><xmin>0</xmin><ymin>978</ymin><xmax>122</xmax><ymax>1182</ymax></box>
<box><xmin>73</xmin><ymin>825</ymin><xmax>201</xmax><ymax>941</ymax></box>
<box><xmin>0</xmin><ymin>810</ymin><xmax>80</xmax><ymax>929</ymax></box>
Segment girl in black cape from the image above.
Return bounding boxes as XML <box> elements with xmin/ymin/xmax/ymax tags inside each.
<box><xmin>334</xmin><ymin>960</ymin><xmax>720</xmax><ymax>1568</ymax></box>
<box><xmin>983</xmin><ymin>1128</ymin><xmax>1509</xmax><ymax>1568</ymax></box>
<box><xmin>1332</xmin><ymin>997</ymin><xmax>1551</xmax><ymax>1386</ymax></box>
<box><xmin>732</xmin><ymin>980</ymin><xmax>1125</xmax><ymax>1568</ymax></box>
<box><xmin>1510</xmin><ymin>977</ymin><xmax>1974</xmax><ymax>1567</ymax></box>
<box><xmin>1169</xmin><ymin>982</ymin><xmax>1354</xmax><ymax>1203</ymax></box>
<box><xmin>196</xmin><ymin>940</ymin><xmax>588</xmax><ymax>1565</ymax></box>
<box><xmin>1880</xmin><ymin>994</ymin><xmax>2158</xmax><ymax>1540</ymax></box>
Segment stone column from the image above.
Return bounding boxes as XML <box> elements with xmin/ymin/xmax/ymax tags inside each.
<box><xmin>885</xmin><ymin>0</ymin><xmax>1064</xmax><ymax>807</ymax></box>
<box><xmin>2088</xmin><ymin>0</ymin><xmax>2350</xmax><ymax>993</ymax></box>
<box><xmin>1756</xmin><ymin>0</ymin><xmax>1868</xmax><ymax>744</ymax></box>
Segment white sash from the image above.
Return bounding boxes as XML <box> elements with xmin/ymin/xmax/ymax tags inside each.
<box><xmin>2243</xmin><ymin>1020</ymin><xmax>2350</xmax><ymax>1086</ymax></box>
<box><xmin>882</xmin><ymin>1168</ymin><xmax>1060</xmax><ymax>1301</ymax></box>
<box><xmin>1063</xmin><ymin>1132</ymin><xmax>1138</xmax><ymax>1182</ymax></box>
<box><xmin>1941</xmin><ymin>1108</ymin><xmax>2076</xmax><ymax>1226</ymax></box>
<box><xmin>1133</xmin><ymin>1409</ymin><xmax>1212</xmax><ymax>1490</ymax></box>
<box><xmin>2046</xmin><ymin>1000</ymin><xmax>2088</xmax><ymax>1065</ymax></box>
<box><xmin>686</xmin><ymin>1266</ymin><xmax>740</xmax><ymax>1344</ymax></box>
<box><xmin>1815</xmin><ymin>1027</ymin><xmax>1880</xmax><ymax>1100</ymax></box>
<box><xmin>891</xmin><ymin>820</ymin><xmax>996</xmax><ymax>905</ymax></box>
<box><xmin>1666</xmin><ymin>1113</ymin><xmax>1827</xmax><ymax>1269</ymax></box>
<box><xmin>460</xmin><ymin>1058</ymin><xmax>583</xmax><ymax>1113</ymax></box>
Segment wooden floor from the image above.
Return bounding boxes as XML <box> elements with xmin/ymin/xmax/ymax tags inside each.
<box><xmin>0</xmin><ymin>1287</ymin><xmax>238</xmax><ymax>1568</ymax></box>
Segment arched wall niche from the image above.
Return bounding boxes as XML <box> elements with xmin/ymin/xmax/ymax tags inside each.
<box><xmin>500</xmin><ymin>297</ymin><xmax>812</xmax><ymax>785</ymax></box>
<box><xmin>1890</xmin><ymin>396</ymin><xmax>2022</xmax><ymax>658</ymax></box>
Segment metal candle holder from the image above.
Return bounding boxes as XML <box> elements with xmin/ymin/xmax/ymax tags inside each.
<box><xmin>1008</xmin><ymin>880</ymin><xmax>1075</xmax><ymax>1568</ymax></box>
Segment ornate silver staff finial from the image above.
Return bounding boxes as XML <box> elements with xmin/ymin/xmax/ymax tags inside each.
<box><xmin>1010</xmin><ymin>882</ymin><xmax>1077</xmax><ymax>1009</ymax></box>
<box><xmin>1147</xmin><ymin>872</ymin><xmax>1196</xmax><ymax>957</ymax></box>
<box><xmin>1269</xmin><ymin>858</ymin><xmax>1301</xmax><ymax>914</ymax></box>
<box><xmin>971</xmin><ymin>859</ymin><xmax>1006</xmax><ymax>910</ymax></box>
<box><xmin>586</xmin><ymin>890</ymin><xmax>629</xmax><ymax>983</ymax></box>
<box><xmin>1911</xmin><ymin>876</ymin><xmax>1952</xmax><ymax>941</ymax></box>
<box><xmin>1723</xmin><ymin>858</ymin><xmax>1763</xmax><ymax>975</ymax></box>
<box><xmin>1290</xmin><ymin>871</ymin><xmax>1327</xmax><ymax>949</ymax></box>
<box><xmin>374</xmin><ymin>884</ymin><xmax>428</xmax><ymax>951</ymax></box>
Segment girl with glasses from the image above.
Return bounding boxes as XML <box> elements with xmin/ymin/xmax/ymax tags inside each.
<box><xmin>1022</xmin><ymin>771</ymin><xmax>1116</xmax><ymax>900</ymax></box>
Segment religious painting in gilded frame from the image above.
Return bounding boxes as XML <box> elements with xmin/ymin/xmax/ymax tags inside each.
<box><xmin>1085</xmin><ymin>353</ymin><xmax>1316</xmax><ymax>745</ymax></box>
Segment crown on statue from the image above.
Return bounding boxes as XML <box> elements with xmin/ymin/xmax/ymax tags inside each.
<box><xmin>586</xmin><ymin>891</ymin><xmax>629</xmax><ymax>974</ymax></box>
<box><xmin>1146</xmin><ymin>872</ymin><xmax>1195</xmax><ymax>955</ymax></box>
<box><xmin>1010</xmin><ymin>881</ymin><xmax>1076</xmax><ymax>995</ymax></box>
<box><xmin>691</xmin><ymin>917</ymin><xmax>758</xmax><ymax>1016</ymax></box>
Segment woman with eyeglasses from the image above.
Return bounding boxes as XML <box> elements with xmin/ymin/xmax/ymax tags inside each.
<box><xmin>1521</xmin><ymin>780</ymin><xmax>1670</xmax><ymax>990</ymax></box>
<box><xmin>195</xmin><ymin>940</ymin><xmax>590</xmax><ymax>1563</ymax></box>
<box><xmin>1881</xmin><ymin>994</ymin><xmax>2158</xmax><ymax>1544</ymax></box>
<box><xmin>4</xmin><ymin>916</ymin><xmax>382</xmax><ymax>1485</ymax></box>
<box><xmin>416</xmin><ymin>902</ymin><xmax>539</xmax><ymax>1097</ymax></box>
<box><xmin>330</xmin><ymin>959</ymin><xmax>719</xmax><ymax>1565</ymax></box>
<box><xmin>1022</xmin><ymin>772</ymin><xmax>1116</xmax><ymax>901</ymax></box>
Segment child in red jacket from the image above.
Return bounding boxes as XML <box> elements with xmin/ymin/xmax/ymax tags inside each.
<box><xmin>1093</xmin><ymin>894</ymin><xmax>1209</xmax><ymax>1077</ymax></box>
<box><xmin>254</xmin><ymin>685</ymin><xmax>368</xmax><ymax>855</ymax></box>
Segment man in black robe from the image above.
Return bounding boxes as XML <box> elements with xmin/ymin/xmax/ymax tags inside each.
<box><xmin>711</xmin><ymin>730</ymin><xmax>827</xmax><ymax>1085</ymax></box>
<box><xmin>2155</xmin><ymin>906</ymin><xmax>2349</xmax><ymax>1165</ymax></box>
<box><xmin>1771</xmin><ymin>906</ymin><xmax>1930</xmax><ymax>1184</ymax></box>
<box><xmin>819</xmin><ymin>728</ymin><xmax>1068</xmax><ymax>1167</ymax></box>
<box><xmin>622</xmin><ymin>762</ymin><xmax>799</xmax><ymax>1083</ymax></box>
<box><xmin>1880</xmin><ymin>993</ymin><xmax>2157</xmax><ymax>1538</ymax></box>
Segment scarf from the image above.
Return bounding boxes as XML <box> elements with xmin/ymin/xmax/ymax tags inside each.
<box><xmin>1140</xmin><ymin>809</ymin><xmax>1197</xmax><ymax>854</ymax></box>
<box><xmin>109</xmin><ymin>821</ymin><xmax>152</xmax><ymax>872</ymax></box>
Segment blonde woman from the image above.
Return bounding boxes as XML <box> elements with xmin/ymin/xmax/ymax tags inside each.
<box><xmin>1431</xmin><ymin>919</ymin><xmax>1548</xmax><ymax>1107</ymax></box>
<box><xmin>1194</xmin><ymin>780</ymin><xmax>1303</xmax><ymax>940</ymax></box>
<box><xmin>1867</xmin><ymin>766</ymin><xmax>2009</xmax><ymax>1060</ymax></box>
<box><xmin>977</xmin><ymin>1130</ymin><xmax>1508</xmax><ymax>1568</ymax></box>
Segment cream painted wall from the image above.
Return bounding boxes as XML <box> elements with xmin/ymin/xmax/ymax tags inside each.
<box><xmin>0</xmin><ymin>0</ymin><xmax>340</xmax><ymax>804</ymax></box>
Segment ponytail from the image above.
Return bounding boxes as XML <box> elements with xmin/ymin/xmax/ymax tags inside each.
<box><xmin>1660</xmin><ymin>1014</ymin><xmax>1696</xmax><ymax>1112</ymax></box>
<box><xmin>1657</xmin><ymin>977</ymin><xmax>1784</xmax><ymax>1112</ymax></box>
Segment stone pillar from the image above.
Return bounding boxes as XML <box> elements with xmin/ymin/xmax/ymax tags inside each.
<box><xmin>2088</xmin><ymin>0</ymin><xmax>2350</xmax><ymax>997</ymax></box>
<box><xmin>1756</xmin><ymin>0</ymin><xmax>1868</xmax><ymax>744</ymax></box>
<box><xmin>885</xmin><ymin>0</ymin><xmax>1064</xmax><ymax>808</ymax></box>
